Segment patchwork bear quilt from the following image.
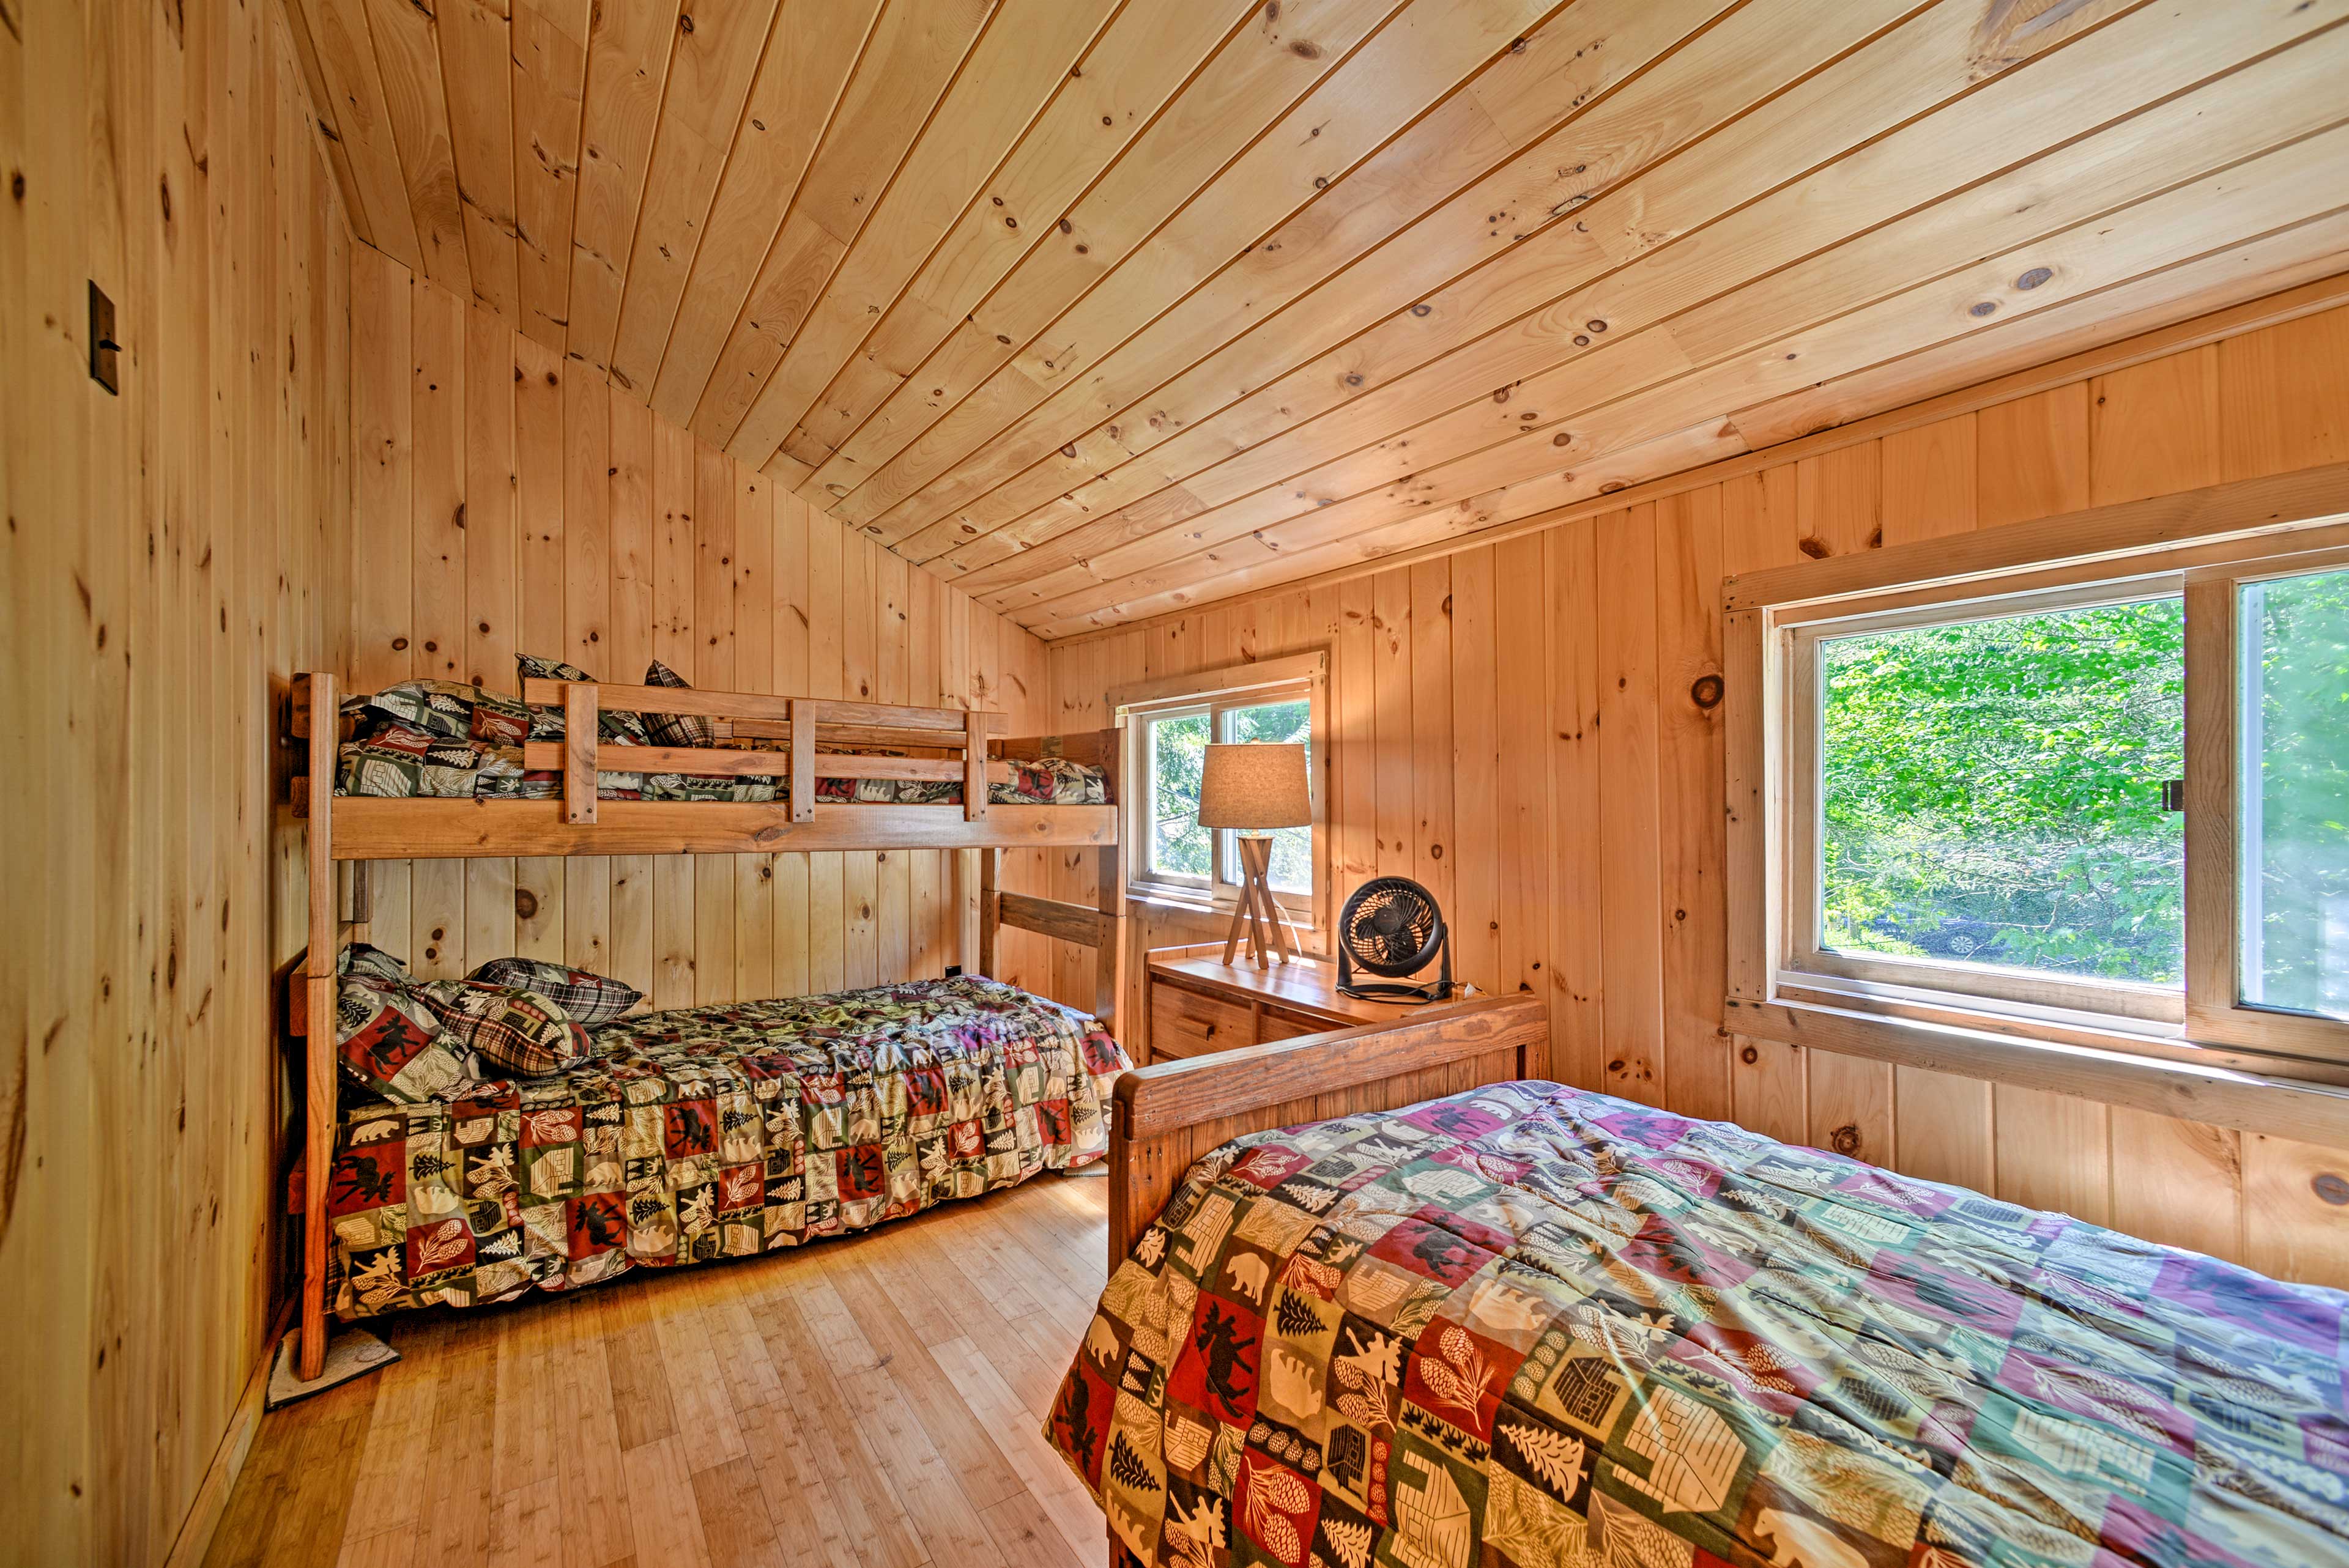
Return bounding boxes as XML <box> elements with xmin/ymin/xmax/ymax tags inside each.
<box><xmin>1048</xmin><ymin>1081</ymin><xmax>2349</xmax><ymax>1568</ymax></box>
<box><xmin>326</xmin><ymin>975</ymin><xmax>1126</xmax><ymax>1318</ymax></box>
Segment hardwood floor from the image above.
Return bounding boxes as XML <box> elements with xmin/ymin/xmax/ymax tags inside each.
<box><xmin>204</xmin><ymin>1174</ymin><xmax>1112</xmax><ymax>1568</ymax></box>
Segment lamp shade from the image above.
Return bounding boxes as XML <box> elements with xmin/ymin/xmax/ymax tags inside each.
<box><xmin>1197</xmin><ymin>742</ymin><xmax>1312</xmax><ymax>829</ymax></box>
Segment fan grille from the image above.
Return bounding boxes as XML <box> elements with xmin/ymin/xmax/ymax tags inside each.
<box><xmin>1338</xmin><ymin>878</ymin><xmax>1441</xmax><ymax>975</ymax></box>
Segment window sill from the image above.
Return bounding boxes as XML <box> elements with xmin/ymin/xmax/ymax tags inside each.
<box><xmin>1124</xmin><ymin>887</ymin><xmax>1326</xmax><ymax>953</ymax></box>
<box><xmin>1724</xmin><ymin>993</ymin><xmax>2349</xmax><ymax>1148</ymax></box>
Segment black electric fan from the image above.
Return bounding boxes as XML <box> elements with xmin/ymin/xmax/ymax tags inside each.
<box><xmin>1335</xmin><ymin>876</ymin><xmax>1453</xmax><ymax>1002</ymax></box>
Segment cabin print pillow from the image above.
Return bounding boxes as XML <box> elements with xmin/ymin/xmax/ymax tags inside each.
<box><xmin>335</xmin><ymin>975</ymin><xmax>473</xmax><ymax>1105</ymax></box>
<box><xmin>336</xmin><ymin>720</ymin><xmax>518</xmax><ymax>799</ymax></box>
<box><xmin>338</xmin><ymin>941</ymin><xmax>412</xmax><ymax>985</ymax></box>
<box><xmin>513</xmin><ymin>653</ymin><xmax>655</xmax><ymax>745</ymax></box>
<box><xmin>360</xmin><ymin>678</ymin><xmax>533</xmax><ymax>745</ymax></box>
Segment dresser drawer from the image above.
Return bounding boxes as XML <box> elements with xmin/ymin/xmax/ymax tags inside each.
<box><xmin>1149</xmin><ymin>982</ymin><xmax>1254</xmax><ymax>1061</ymax></box>
<box><xmin>1256</xmin><ymin>1007</ymin><xmax>1338</xmax><ymax>1043</ymax></box>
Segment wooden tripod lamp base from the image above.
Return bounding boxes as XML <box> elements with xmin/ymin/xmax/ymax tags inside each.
<box><xmin>1223</xmin><ymin>835</ymin><xmax>1302</xmax><ymax>969</ymax></box>
<box><xmin>1197</xmin><ymin>741</ymin><xmax>1313</xmax><ymax>971</ymax></box>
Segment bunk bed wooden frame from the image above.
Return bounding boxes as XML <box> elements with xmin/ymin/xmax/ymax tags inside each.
<box><xmin>283</xmin><ymin>670</ymin><xmax>1128</xmax><ymax>1381</ymax></box>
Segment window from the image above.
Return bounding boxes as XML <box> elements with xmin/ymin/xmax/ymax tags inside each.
<box><xmin>1788</xmin><ymin>585</ymin><xmax>2186</xmax><ymax>1023</ymax></box>
<box><xmin>1117</xmin><ymin>654</ymin><xmax>1327</xmax><ymax>925</ymax></box>
<box><xmin>2186</xmin><ymin>553</ymin><xmax>2349</xmax><ymax>1057</ymax></box>
<box><xmin>2234</xmin><ymin>566</ymin><xmax>2349</xmax><ymax>1022</ymax></box>
<box><xmin>1143</xmin><ymin>710</ymin><xmax>1214</xmax><ymax>884</ymax></box>
<box><xmin>1731</xmin><ymin>513</ymin><xmax>2349</xmax><ymax>1071</ymax></box>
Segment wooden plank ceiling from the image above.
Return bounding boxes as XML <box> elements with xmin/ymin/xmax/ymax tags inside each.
<box><xmin>284</xmin><ymin>0</ymin><xmax>2349</xmax><ymax>637</ymax></box>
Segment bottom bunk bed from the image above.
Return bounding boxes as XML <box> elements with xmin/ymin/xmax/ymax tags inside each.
<box><xmin>1055</xmin><ymin>1000</ymin><xmax>2349</xmax><ymax>1568</ymax></box>
<box><xmin>322</xmin><ymin>969</ymin><xmax>1126</xmax><ymax>1318</ymax></box>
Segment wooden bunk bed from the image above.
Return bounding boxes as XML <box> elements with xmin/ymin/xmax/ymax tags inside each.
<box><xmin>283</xmin><ymin>670</ymin><xmax>1128</xmax><ymax>1381</ymax></box>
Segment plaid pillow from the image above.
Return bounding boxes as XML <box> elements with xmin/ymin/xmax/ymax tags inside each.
<box><xmin>514</xmin><ymin>653</ymin><xmax>654</xmax><ymax>746</ymax></box>
<box><xmin>467</xmin><ymin>956</ymin><xmax>642</xmax><ymax>1026</ymax></box>
<box><xmin>640</xmin><ymin>659</ymin><xmax>715</xmax><ymax>748</ymax></box>
<box><xmin>336</xmin><ymin>976</ymin><xmax>473</xmax><ymax>1104</ymax></box>
<box><xmin>362</xmin><ymin>679</ymin><xmax>533</xmax><ymax>746</ymax></box>
<box><xmin>419</xmin><ymin>981</ymin><xmax>593</xmax><ymax>1078</ymax></box>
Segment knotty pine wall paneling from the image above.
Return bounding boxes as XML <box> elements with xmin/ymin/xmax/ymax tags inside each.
<box><xmin>346</xmin><ymin>254</ymin><xmax>1059</xmax><ymax>1008</ymax></box>
<box><xmin>1050</xmin><ymin>294</ymin><xmax>2349</xmax><ymax>1289</ymax></box>
<box><xmin>0</xmin><ymin>2</ymin><xmax>356</xmax><ymax>1562</ymax></box>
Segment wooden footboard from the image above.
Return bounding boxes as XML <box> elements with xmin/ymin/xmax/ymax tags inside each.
<box><xmin>1104</xmin><ymin>994</ymin><xmax>1549</xmax><ymax>1267</ymax></box>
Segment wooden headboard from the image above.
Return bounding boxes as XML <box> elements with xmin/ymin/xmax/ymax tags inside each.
<box><xmin>1102</xmin><ymin>994</ymin><xmax>1549</xmax><ymax>1266</ymax></box>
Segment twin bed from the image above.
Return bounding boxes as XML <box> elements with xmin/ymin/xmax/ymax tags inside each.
<box><xmin>1049</xmin><ymin>998</ymin><xmax>2349</xmax><ymax>1567</ymax></box>
<box><xmin>322</xmin><ymin>974</ymin><xmax>1126</xmax><ymax>1319</ymax></box>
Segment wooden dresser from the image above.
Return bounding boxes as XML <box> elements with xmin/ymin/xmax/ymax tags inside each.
<box><xmin>1142</xmin><ymin>942</ymin><xmax>1483</xmax><ymax>1063</ymax></box>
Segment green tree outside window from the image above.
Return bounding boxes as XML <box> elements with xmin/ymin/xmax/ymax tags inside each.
<box><xmin>1820</xmin><ymin>598</ymin><xmax>2186</xmax><ymax>985</ymax></box>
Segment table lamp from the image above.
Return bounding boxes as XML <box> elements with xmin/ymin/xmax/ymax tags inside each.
<box><xmin>1197</xmin><ymin>742</ymin><xmax>1311</xmax><ymax>968</ymax></box>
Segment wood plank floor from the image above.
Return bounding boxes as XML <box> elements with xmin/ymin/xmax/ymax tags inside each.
<box><xmin>204</xmin><ymin>1174</ymin><xmax>1113</xmax><ymax>1568</ymax></box>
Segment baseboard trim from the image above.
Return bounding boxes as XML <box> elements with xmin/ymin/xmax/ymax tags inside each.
<box><xmin>161</xmin><ymin>1306</ymin><xmax>288</xmax><ymax>1568</ymax></box>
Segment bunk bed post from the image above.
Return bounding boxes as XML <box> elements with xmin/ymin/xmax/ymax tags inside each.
<box><xmin>1097</xmin><ymin>719</ymin><xmax>1127</xmax><ymax>1026</ymax></box>
<box><xmin>962</xmin><ymin>709</ymin><xmax>987</xmax><ymax>820</ymax></box>
<box><xmin>297</xmin><ymin>671</ymin><xmax>337</xmax><ymax>1381</ymax></box>
<box><xmin>788</xmin><ymin>697</ymin><xmax>815</xmax><ymax>822</ymax></box>
<box><xmin>978</xmin><ymin>847</ymin><xmax>1000</xmax><ymax>978</ymax></box>
<box><xmin>950</xmin><ymin>849</ymin><xmax>976</xmax><ymax>973</ymax></box>
<box><xmin>563</xmin><ymin>682</ymin><xmax>599</xmax><ymax>825</ymax></box>
<box><xmin>1093</xmin><ymin>841</ymin><xmax>1124</xmax><ymax>1027</ymax></box>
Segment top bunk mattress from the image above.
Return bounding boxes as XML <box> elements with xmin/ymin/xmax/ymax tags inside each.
<box><xmin>1050</xmin><ymin>1079</ymin><xmax>2349</xmax><ymax>1568</ymax></box>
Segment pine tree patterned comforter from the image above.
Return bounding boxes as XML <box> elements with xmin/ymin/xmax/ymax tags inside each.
<box><xmin>1048</xmin><ymin>1081</ymin><xmax>2349</xmax><ymax>1568</ymax></box>
<box><xmin>327</xmin><ymin>976</ymin><xmax>1126</xmax><ymax>1318</ymax></box>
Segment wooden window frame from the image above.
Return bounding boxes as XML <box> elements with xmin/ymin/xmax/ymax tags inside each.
<box><xmin>1113</xmin><ymin>653</ymin><xmax>1331</xmax><ymax>936</ymax></box>
<box><xmin>1726</xmin><ymin>460</ymin><xmax>2349</xmax><ymax>1096</ymax></box>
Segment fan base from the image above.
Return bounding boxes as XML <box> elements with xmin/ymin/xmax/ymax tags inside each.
<box><xmin>1337</xmin><ymin>980</ymin><xmax>1455</xmax><ymax>1005</ymax></box>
